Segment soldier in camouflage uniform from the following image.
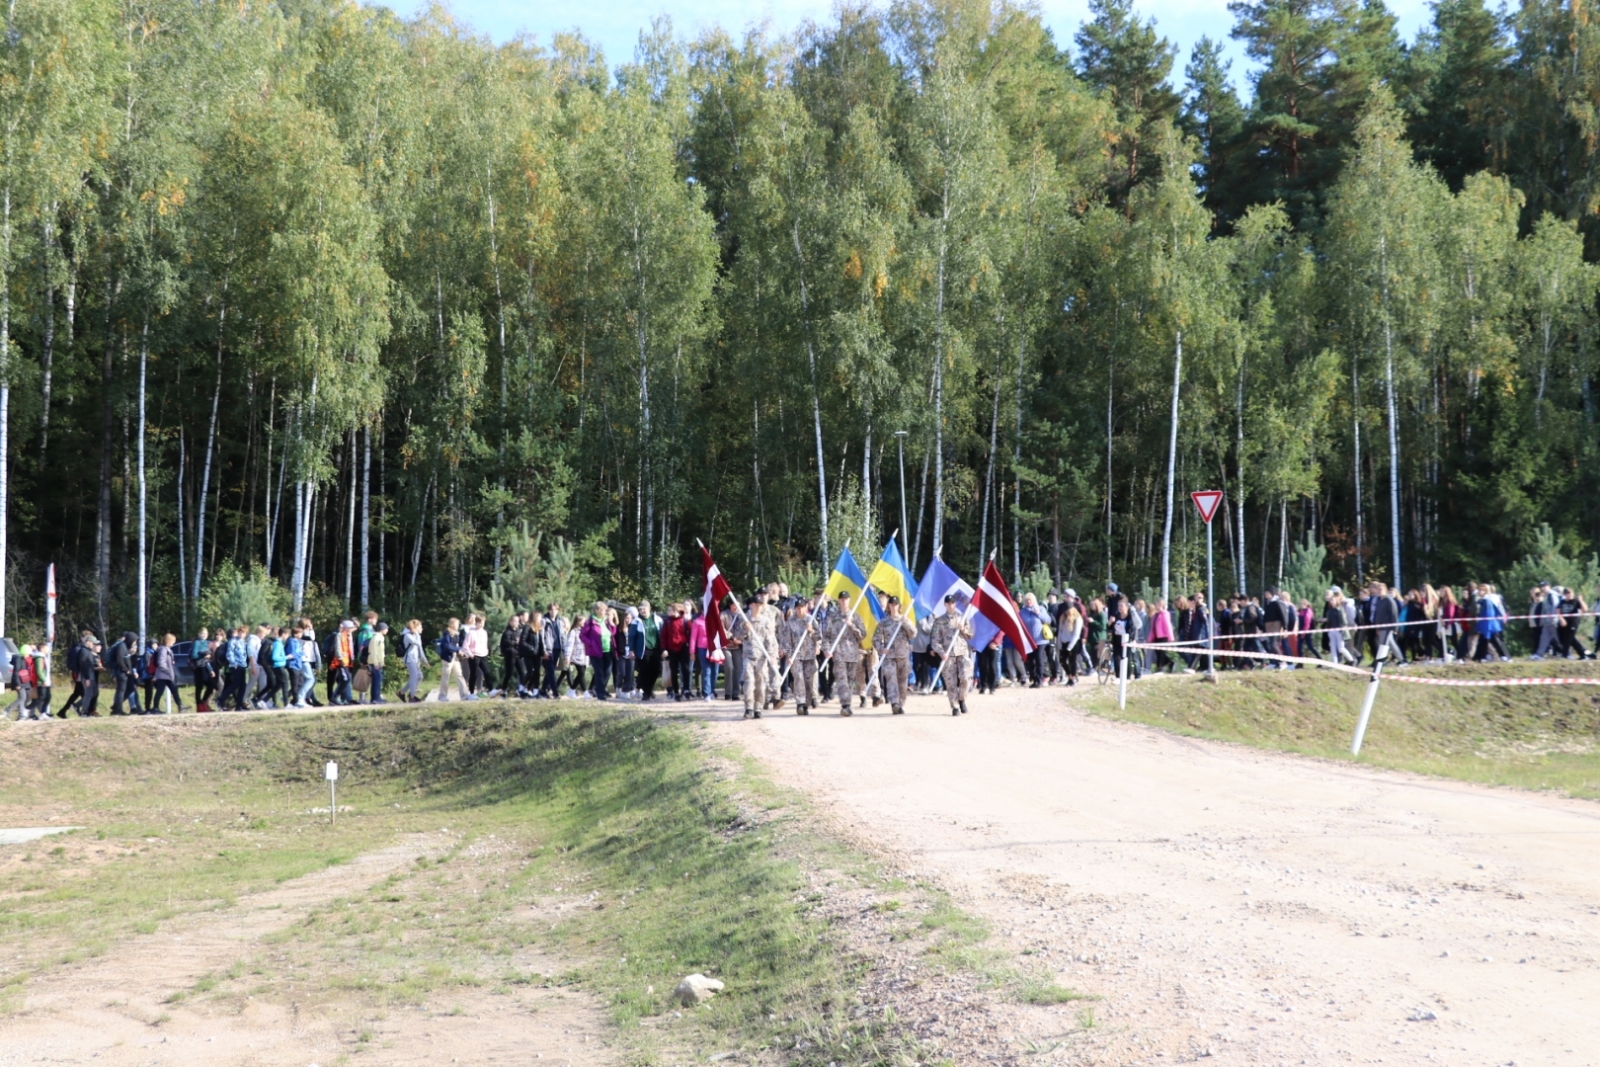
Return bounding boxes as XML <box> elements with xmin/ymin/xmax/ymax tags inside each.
<box><xmin>857</xmin><ymin>591</ymin><xmax>886</xmax><ymax>707</ymax></box>
<box><xmin>929</xmin><ymin>594</ymin><xmax>975</xmax><ymax>716</ymax></box>
<box><xmin>729</xmin><ymin>599</ymin><xmax>775</xmax><ymax>719</ymax></box>
<box><xmin>755</xmin><ymin>593</ymin><xmax>782</xmax><ymax>708</ymax></box>
<box><xmin>778</xmin><ymin>598</ymin><xmax>821</xmax><ymax>714</ymax></box>
<box><xmin>822</xmin><ymin>592</ymin><xmax>866</xmax><ymax>716</ymax></box>
<box><xmin>872</xmin><ymin>596</ymin><xmax>913</xmax><ymax>715</ymax></box>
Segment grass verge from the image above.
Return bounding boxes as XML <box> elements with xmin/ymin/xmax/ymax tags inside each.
<box><xmin>1085</xmin><ymin>659</ymin><xmax>1600</xmax><ymax>798</ymax></box>
<box><xmin>0</xmin><ymin>704</ymin><xmax>1030</xmax><ymax>1063</ymax></box>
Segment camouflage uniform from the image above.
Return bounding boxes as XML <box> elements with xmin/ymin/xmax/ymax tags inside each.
<box><xmin>822</xmin><ymin>609</ymin><xmax>867</xmax><ymax>715</ymax></box>
<box><xmin>755</xmin><ymin>606</ymin><xmax>781</xmax><ymax>702</ymax></box>
<box><xmin>729</xmin><ymin>611</ymin><xmax>774</xmax><ymax>717</ymax></box>
<box><xmin>872</xmin><ymin>612</ymin><xmax>914</xmax><ymax>713</ymax></box>
<box><xmin>779</xmin><ymin>613</ymin><xmax>821</xmax><ymax>712</ymax></box>
<box><xmin>929</xmin><ymin>611</ymin><xmax>975</xmax><ymax>713</ymax></box>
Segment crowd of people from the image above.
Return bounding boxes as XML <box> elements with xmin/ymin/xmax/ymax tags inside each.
<box><xmin>4</xmin><ymin>577</ymin><xmax>1594</xmax><ymax>722</ymax></box>
<box><xmin>1080</xmin><ymin>578</ymin><xmax>1598</xmax><ymax>679</ymax></box>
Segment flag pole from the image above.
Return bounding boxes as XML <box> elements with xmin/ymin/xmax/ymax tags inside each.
<box><xmin>819</xmin><ymin>530</ymin><xmax>895</xmax><ymax>666</ymax></box>
<box><xmin>696</xmin><ymin>538</ymin><xmax>779</xmax><ymax>693</ymax></box>
<box><xmin>770</xmin><ymin>537</ymin><xmax>853</xmax><ymax>697</ymax></box>
<box><xmin>939</xmin><ymin>548</ymin><xmax>994</xmax><ymax>663</ymax></box>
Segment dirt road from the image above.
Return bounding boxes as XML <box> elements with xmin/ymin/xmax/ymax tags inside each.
<box><xmin>710</xmin><ymin>684</ymin><xmax>1600</xmax><ymax>1066</ymax></box>
<box><xmin>0</xmin><ymin>834</ymin><xmax>616</xmax><ymax>1067</ymax></box>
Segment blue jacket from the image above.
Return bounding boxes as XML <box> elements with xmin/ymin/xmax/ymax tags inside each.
<box><xmin>436</xmin><ymin>630</ymin><xmax>459</xmax><ymax>662</ymax></box>
<box><xmin>626</xmin><ymin>619</ymin><xmax>646</xmax><ymax>659</ymax></box>
<box><xmin>269</xmin><ymin>637</ymin><xmax>287</xmax><ymax>669</ymax></box>
<box><xmin>226</xmin><ymin>636</ymin><xmax>249</xmax><ymax>669</ymax></box>
<box><xmin>1477</xmin><ymin>597</ymin><xmax>1504</xmax><ymax>636</ymax></box>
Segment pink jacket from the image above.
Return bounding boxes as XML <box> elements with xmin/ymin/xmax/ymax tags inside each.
<box><xmin>1150</xmin><ymin>610</ymin><xmax>1173</xmax><ymax>641</ymax></box>
<box><xmin>690</xmin><ymin>616</ymin><xmax>708</xmax><ymax>654</ymax></box>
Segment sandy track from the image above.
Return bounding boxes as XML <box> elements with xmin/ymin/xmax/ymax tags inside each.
<box><xmin>709</xmin><ymin>685</ymin><xmax>1600</xmax><ymax>1066</ymax></box>
<box><xmin>0</xmin><ymin>833</ymin><xmax>616</xmax><ymax>1066</ymax></box>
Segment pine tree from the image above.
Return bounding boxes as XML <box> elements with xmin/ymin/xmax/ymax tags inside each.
<box><xmin>1075</xmin><ymin>0</ymin><xmax>1181</xmax><ymax>205</ymax></box>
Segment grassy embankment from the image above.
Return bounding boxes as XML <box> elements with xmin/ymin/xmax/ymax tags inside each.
<box><xmin>1087</xmin><ymin>659</ymin><xmax>1600</xmax><ymax>799</ymax></box>
<box><xmin>0</xmin><ymin>703</ymin><xmax>1069</xmax><ymax>1064</ymax></box>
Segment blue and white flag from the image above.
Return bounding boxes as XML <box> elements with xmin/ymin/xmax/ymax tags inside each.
<box><xmin>914</xmin><ymin>555</ymin><xmax>972</xmax><ymax>621</ymax></box>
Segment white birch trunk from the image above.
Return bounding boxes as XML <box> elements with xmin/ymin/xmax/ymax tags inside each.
<box><xmin>1380</xmin><ymin>228</ymin><xmax>1401</xmax><ymax>591</ymax></box>
<box><xmin>1160</xmin><ymin>329</ymin><xmax>1182</xmax><ymax>606</ymax></box>
<box><xmin>980</xmin><ymin>358</ymin><xmax>1001</xmax><ymax>566</ymax></box>
<box><xmin>360</xmin><ymin>422</ymin><xmax>370</xmax><ymax>610</ymax></box>
<box><xmin>344</xmin><ymin>430</ymin><xmax>356</xmax><ymax>610</ymax></box>
<box><xmin>1235</xmin><ymin>355</ymin><xmax>1246</xmax><ymax>589</ymax></box>
<box><xmin>792</xmin><ymin>221</ymin><xmax>829</xmax><ymax>563</ymax></box>
<box><xmin>194</xmin><ymin>344</ymin><xmax>221</xmax><ymax>600</ymax></box>
<box><xmin>177</xmin><ymin>427</ymin><xmax>187</xmax><ymax>631</ymax></box>
<box><xmin>0</xmin><ymin>185</ymin><xmax>9</xmax><ymax>638</ymax></box>
<box><xmin>1353</xmin><ymin>356</ymin><xmax>1365</xmax><ymax>587</ymax></box>
<box><xmin>39</xmin><ymin>211</ymin><xmax>54</xmax><ymax>455</ymax></box>
<box><xmin>1013</xmin><ymin>326</ymin><xmax>1025</xmax><ymax>585</ymax></box>
<box><xmin>137</xmin><ymin>319</ymin><xmax>148</xmax><ymax>649</ymax></box>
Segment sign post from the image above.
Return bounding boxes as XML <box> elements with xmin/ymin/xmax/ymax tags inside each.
<box><xmin>325</xmin><ymin>761</ymin><xmax>339</xmax><ymax>824</ymax></box>
<box><xmin>1190</xmin><ymin>491</ymin><xmax>1224</xmax><ymax>680</ymax></box>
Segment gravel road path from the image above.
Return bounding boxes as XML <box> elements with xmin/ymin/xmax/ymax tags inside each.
<box><xmin>710</xmin><ymin>685</ymin><xmax>1600</xmax><ymax>1066</ymax></box>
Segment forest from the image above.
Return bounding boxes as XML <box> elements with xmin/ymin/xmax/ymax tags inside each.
<box><xmin>0</xmin><ymin>0</ymin><xmax>1597</xmax><ymax>640</ymax></box>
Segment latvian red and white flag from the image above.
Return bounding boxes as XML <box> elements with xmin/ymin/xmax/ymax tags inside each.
<box><xmin>700</xmin><ymin>545</ymin><xmax>733</xmax><ymax>653</ymax></box>
<box><xmin>967</xmin><ymin>558</ymin><xmax>1036</xmax><ymax>655</ymax></box>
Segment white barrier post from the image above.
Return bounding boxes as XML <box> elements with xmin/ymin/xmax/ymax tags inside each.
<box><xmin>1118</xmin><ymin>639</ymin><xmax>1129</xmax><ymax>709</ymax></box>
<box><xmin>1350</xmin><ymin>646</ymin><xmax>1387</xmax><ymax>756</ymax></box>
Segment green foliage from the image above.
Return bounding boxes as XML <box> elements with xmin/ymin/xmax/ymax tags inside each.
<box><xmin>1499</xmin><ymin>524</ymin><xmax>1600</xmax><ymax>614</ymax></box>
<box><xmin>1282</xmin><ymin>534</ymin><xmax>1334</xmax><ymax>606</ymax></box>
<box><xmin>196</xmin><ymin>562</ymin><xmax>291</xmax><ymax>632</ymax></box>
<box><xmin>8</xmin><ymin>0</ymin><xmax>1600</xmax><ymax>640</ymax></box>
<box><xmin>478</xmin><ymin>521</ymin><xmax>617</xmax><ymax>629</ymax></box>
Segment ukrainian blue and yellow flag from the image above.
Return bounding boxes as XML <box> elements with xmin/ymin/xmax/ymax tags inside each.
<box><xmin>823</xmin><ymin>545</ymin><xmax>883</xmax><ymax>647</ymax></box>
<box><xmin>868</xmin><ymin>539</ymin><xmax>920</xmax><ymax>627</ymax></box>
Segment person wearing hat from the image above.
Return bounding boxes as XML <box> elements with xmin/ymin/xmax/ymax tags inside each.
<box><xmin>872</xmin><ymin>595</ymin><xmax>913</xmax><ymax>714</ymax></box>
<box><xmin>778</xmin><ymin>597</ymin><xmax>821</xmax><ymax>714</ymax></box>
<box><xmin>728</xmin><ymin>597</ymin><xmax>775</xmax><ymax>718</ymax></box>
<box><xmin>929</xmin><ymin>593</ymin><xmax>975</xmax><ymax>715</ymax></box>
<box><xmin>822</xmin><ymin>592</ymin><xmax>866</xmax><ymax>716</ymax></box>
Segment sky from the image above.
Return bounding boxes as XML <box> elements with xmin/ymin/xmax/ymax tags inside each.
<box><xmin>391</xmin><ymin>0</ymin><xmax>1437</xmax><ymax>93</ymax></box>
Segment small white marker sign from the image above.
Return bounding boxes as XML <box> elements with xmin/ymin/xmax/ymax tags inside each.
<box><xmin>325</xmin><ymin>762</ymin><xmax>339</xmax><ymax>824</ymax></box>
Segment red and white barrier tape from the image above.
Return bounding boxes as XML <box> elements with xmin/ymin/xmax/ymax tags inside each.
<box><xmin>1144</xmin><ymin>607</ymin><xmax>1598</xmax><ymax>650</ymax></box>
<box><xmin>1124</xmin><ymin>642</ymin><xmax>1600</xmax><ymax>688</ymax></box>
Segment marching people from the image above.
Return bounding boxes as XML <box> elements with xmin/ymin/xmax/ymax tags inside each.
<box><xmin>929</xmin><ymin>594</ymin><xmax>974</xmax><ymax>716</ymax></box>
<box><xmin>872</xmin><ymin>596</ymin><xmax>913</xmax><ymax>715</ymax></box>
<box><xmin>540</xmin><ymin>603</ymin><xmax>567</xmax><ymax>698</ymax></box>
<box><xmin>6</xmin><ymin>643</ymin><xmax>40</xmax><ymax>720</ymax></box>
<box><xmin>191</xmin><ymin>628</ymin><xmax>217</xmax><ymax>712</ymax></box>
<box><xmin>661</xmin><ymin>602</ymin><xmax>690</xmax><ymax>700</ymax></box>
<box><xmin>779</xmin><ymin>596</ymin><xmax>821</xmax><ymax>714</ymax></box>
<box><xmin>635</xmin><ymin>600</ymin><xmax>663</xmax><ymax>701</ymax></box>
<box><xmin>564</xmin><ymin>611</ymin><xmax>589</xmax><ymax>698</ymax></box>
<box><xmin>366</xmin><ymin>622</ymin><xmax>388</xmax><ymax>703</ymax></box>
<box><xmin>435</xmin><ymin>617</ymin><xmax>474</xmax><ymax>701</ymax></box>
<box><xmin>730</xmin><ymin>597</ymin><xmax>775</xmax><ymax>718</ymax></box>
<box><xmin>579</xmin><ymin>601</ymin><xmax>614</xmax><ymax>700</ymax></box>
<box><xmin>400</xmin><ymin>619</ymin><xmax>426</xmax><ymax>703</ymax></box>
<box><xmin>821</xmin><ymin>592</ymin><xmax>866</xmax><ymax>716</ymax></box>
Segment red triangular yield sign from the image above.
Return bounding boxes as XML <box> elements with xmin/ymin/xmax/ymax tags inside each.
<box><xmin>1191</xmin><ymin>490</ymin><xmax>1224</xmax><ymax>524</ymax></box>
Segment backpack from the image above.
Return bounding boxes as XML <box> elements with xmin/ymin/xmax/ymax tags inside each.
<box><xmin>257</xmin><ymin>637</ymin><xmax>275</xmax><ymax>669</ymax></box>
<box><xmin>321</xmin><ymin>630</ymin><xmax>339</xmax><ymax>664</ymax></box>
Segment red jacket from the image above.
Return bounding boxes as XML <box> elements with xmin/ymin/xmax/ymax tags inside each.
<box><xmin>661</xmin><ymin>616</ymin><xmax>689</xmax><ymax>654</ymax></box>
